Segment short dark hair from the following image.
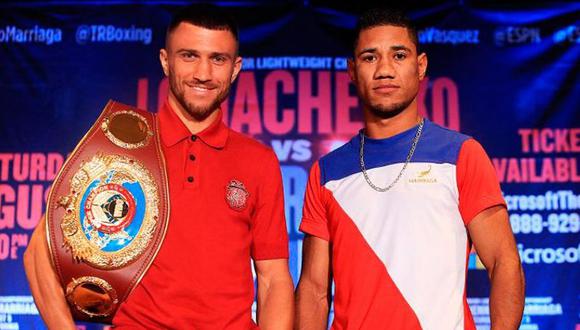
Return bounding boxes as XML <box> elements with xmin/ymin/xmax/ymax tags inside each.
<box><xmin>166</xmin><ymin>4</ymin><xmax>239</xmax><ymax>50</ymax></box>
<box><xmin>353</xmin><ymin>8</ymin><xmax>419</xmax><ymax>54</ymax></box>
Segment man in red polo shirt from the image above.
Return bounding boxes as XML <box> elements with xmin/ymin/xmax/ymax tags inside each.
<box><xmin>24</xmin><ymin>4</ymin><xmax>294</xmax><ymax>329</ymax></box>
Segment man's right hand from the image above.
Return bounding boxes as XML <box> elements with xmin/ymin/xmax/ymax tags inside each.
<box><xmin>23</xmin><ymin>216</ymin><xmax>76</xmax><ymax>330</ymax></box>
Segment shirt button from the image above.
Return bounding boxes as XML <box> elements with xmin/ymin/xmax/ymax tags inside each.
<box><xmin>190</xmin><ymin>135</ymin><xmax>197</xmax><ymax>141</ymax></box>
<box><xmin>187</xmin><ymin>176</ymin><xmax>194</xmax><ymax>183</ymax></box>
<box><xmin>189</xmin><ymin>154</ymin><xmax>196</xmax><ymax>161</ymax></box>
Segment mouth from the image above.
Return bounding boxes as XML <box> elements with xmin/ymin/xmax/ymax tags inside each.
<box><xmin>185</xmin><ymin>83</ymin><xmax>217</xmax><ymax>94</ymax></box>
<box><xmin>373</xmin><ymin>84</ymin><xmax>400</xmax><ymax>93</ymax></box>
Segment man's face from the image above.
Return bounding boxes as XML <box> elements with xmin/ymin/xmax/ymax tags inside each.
<box><xmin>348</xmin><ymin>25</ymin><xmax>427</xmax><ymax>119</ymax></box>
<box><xmin>160</xmin><ymin>22</ymin><xmax>242</xmax><ymax>120</ymax></box>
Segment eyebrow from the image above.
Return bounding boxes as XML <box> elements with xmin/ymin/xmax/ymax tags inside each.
<box><xmin>211</xmin><ymin>52</ymin><xmax>233</xmax><ymax>60</ymax></box>
<box><xmin>357</xmin><ymin>47</ymin><xmax>377</xmax><ymax>57</ymax></box>
<box><xmin>176</xmin><ymin>48</ymin><xmax>198</xmax><ymax>54</ymax></box>
<box><xmin>391</xmin><ymin>45</ymin><xmax>412</xmax><ymax>53</ymax></box>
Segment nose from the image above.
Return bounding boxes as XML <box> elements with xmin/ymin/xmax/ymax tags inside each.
<box><xmin>373</xmin><ymin>57</ymin><xmax>395</xmax><ymax>80</ymax></box>
<box><xmin>193</xmin><ymin>58</ymin><xmax>212</xmax><ymax>83</ymax></box>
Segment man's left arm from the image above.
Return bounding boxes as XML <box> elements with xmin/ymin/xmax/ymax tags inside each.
<box><xmin>251</xmin><ymin>149</ymin><xmax>293</xmax><ymax>329</ymax></box>
<box><xmin>254</xmin><ymin>259</ymin><xmax>294</xmax><ymax>330</ymax></box>
<box><xmin>468</xmin><ymin>205</ymin><xmax>525</xmax><ymax>330</ymax></box>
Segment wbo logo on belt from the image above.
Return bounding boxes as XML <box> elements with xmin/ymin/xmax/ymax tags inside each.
<box><xmin>58</xmin><ymin>153</ymin><xmax>159</xmax><ymax>269</ymax></box>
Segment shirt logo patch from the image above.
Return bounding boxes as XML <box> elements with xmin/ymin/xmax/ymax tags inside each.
<box><xmin>225</xmin><ymin>180</ymin><xmax>249</xmax><ymax>211</ymax></box>
<box><xmin>408</xmin><ymin>165</ymin><xmax>438</xmax><ymax>184</ymax></box>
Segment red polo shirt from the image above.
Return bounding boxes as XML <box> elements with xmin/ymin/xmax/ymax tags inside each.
<box><xmin>113</xmin><ymin>101</ymin><xmax>289</xmax><ymax>329</ymax></box>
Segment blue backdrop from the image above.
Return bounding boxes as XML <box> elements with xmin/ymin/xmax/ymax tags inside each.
<box><xmin>0</xmin><ymin>1</ymin><xmax>578</xmax><ymax>329</ymax></box>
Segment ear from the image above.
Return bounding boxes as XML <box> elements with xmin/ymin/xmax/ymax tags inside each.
<box><xmin>347</xmin><ymin>58</ymin><xmax>356</xmax><ymax>82</ymax></box>
<box><xmin>159</xmin><ymin>49</ymin><xmax>169</xmax><ymax>77</ymax></box>
<box><xmin>417</xmin><ymin>52</ymin><xmax>428</xmax><ymax>81</ymax></box>
<box><xmin>231</xmin><ymin>56</ymin><xmax>243</xmax><ymax>82</ymax></box>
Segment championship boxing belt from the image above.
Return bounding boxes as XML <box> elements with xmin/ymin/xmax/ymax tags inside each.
<box><xmin>45</xmin><ymin>100</ymin><xmax>170</xmax><ymax>324</ymax></box>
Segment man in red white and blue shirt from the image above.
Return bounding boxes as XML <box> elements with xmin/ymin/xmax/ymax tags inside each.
<box><xmin>295</xmin><ymin>8</ymin><xmax>525</xmax><ymax>330</ymax></box>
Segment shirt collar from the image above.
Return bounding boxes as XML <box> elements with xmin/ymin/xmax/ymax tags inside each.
<box><xmin>158</xmin><ymin>100</ymin><xmax>229</xmax><ymax>149</ymax></box>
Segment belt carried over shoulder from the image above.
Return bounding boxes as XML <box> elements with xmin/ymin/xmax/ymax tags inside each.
<box><xmin>46</xmin><ymin>100</ymin><xmax>170</xmax><ymax>324</ymax></box>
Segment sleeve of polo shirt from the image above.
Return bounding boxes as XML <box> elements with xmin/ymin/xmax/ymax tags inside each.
<box><xmin>299</xmin><ymin>161</ymin><xmax>330</xmax><ymax>241</ymax></box>
<box><xmin>456</xmin><ymin>138</ymin><xmax>507</xmax><ymax>226</ymax></box>
<box><xmin>250</xmin><ymin>150</ymin><xmax>289</xmax><ymax>260</ymax></box>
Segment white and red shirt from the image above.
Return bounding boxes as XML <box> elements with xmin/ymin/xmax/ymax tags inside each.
<box><xmin>300</xmin><ymin>119</ymin><xmax>505</xmax><ymax>330</ymax></box>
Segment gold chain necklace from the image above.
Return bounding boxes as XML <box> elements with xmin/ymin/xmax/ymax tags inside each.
<box><xmin>359</xmin><ymin>119</ymin><xmax>424</xmax><ymax>192</ymax></box>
